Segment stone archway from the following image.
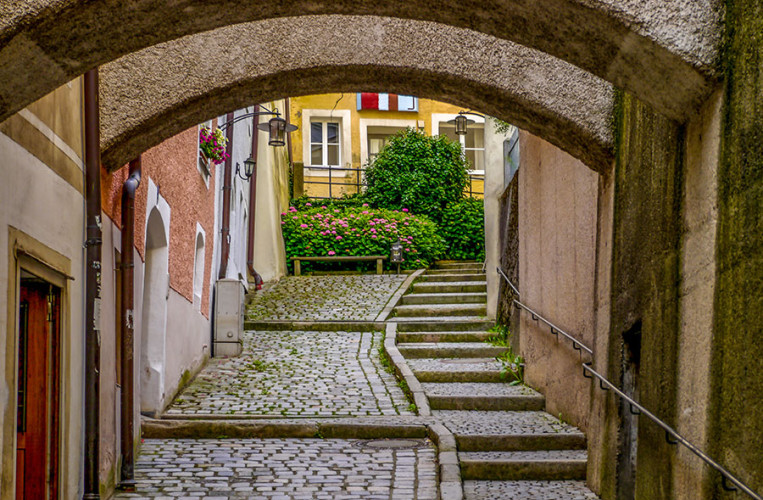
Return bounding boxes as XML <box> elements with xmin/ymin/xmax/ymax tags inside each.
<box><xmin>0</xmin><ymin>1</ymin><xmax>720</xmax><ymax>124</ymax></box>
<box><xmin>99</xmin><ymin>16</ymin><xmax>615</xmax><ymax>173</ymax></box>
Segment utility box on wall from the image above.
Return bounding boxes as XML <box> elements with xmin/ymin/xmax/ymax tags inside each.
<box><xmin>214</xmin><ymin>278</ymin><xmax>245</xmax><ymax>357</ymax></box>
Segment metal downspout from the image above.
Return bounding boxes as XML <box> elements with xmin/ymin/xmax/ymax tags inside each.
<box><xmin>118</xmin><ymin>157</ymin><xmax>141</xmax><ymax>490</ymax></box>
<box><xmin>247</xmin><ymin>106</ymin><xmax>262</xmax><ymax>289</ymax></box>
<box><xmin>218</xmin><ymin>112</ymin><xmax>234</xmax><ymax>279</ymax></box>
<box><xmin>83</xmin><ymin>69</ymin><xmax>102</xmax><ymax>500</ymax></box>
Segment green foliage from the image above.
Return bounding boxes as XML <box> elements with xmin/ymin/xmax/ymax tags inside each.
<box><xmin>281</xmin><ymin>205</ymin><xmax>445</xmax><ymax>273</ymax></box>
<box><xmin>497</xmin><ymin>351</ymin><xmax>525</xmax><ymax>386</ymax></box>
<box><xmin>440</xmin><ymin>198</ymin><xmax>485</xmax><ymax>260</ymax></box>
<box><xmin>290</xmin><ymin>193</ymin><xmax>369</xmax><ymax>211</ymax></box>
<box><xmin>487</xmin><ymin>323</ymin><xmax>511</xmax><ymax>347</ymax></box>
<box><xmin>363</xmin><ymin>128</ymin><xmax>469</xmax><ymax>222</ymax></box>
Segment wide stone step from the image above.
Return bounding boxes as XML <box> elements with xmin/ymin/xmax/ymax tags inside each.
<box><xmin>397</xmin><ymin>331</ymin><xmax>494</xmax><ymax>343</ymax></box>
<box><xmin>423</xmin><ymin>383</ymin><xmax>545</xmax><ymax>411</ymax></box>
<box><xmin>394</xmin><ymin>303</ymin><xmax>487</xmax><ymax>318</ymax></box>
<box><xmin>434</xmin><ymin>410</ymin><xmax>587</xmax><ymax>452</ymax></box>
<box><xmin>463</xmin><ymin>480</ymin><xmax>600</xmax><ymax>499</ymax></box>
<box><xmin>412</xmin><ymin>281</ymin><xmax>487</xmax><ymax>294</ymax></box>
<box><xmin>397</xmin><ymin>320</ymin><xmax>494</xmax><ymax>332</ymax></box>
<box><xmin>397</xmin><ymin>342</ymin><xmax>507</xmax><ymax>359</ymax></box>
<box><xmin>426</xmin><ymin>268</ymin><xmax>486</xmax><ymax>275</ymax></box>
<box><xmin>419</xmin><ymin>273</ymin><xmax>486</xmax><ymax>282</ymax></box>
<box><xmin>436</xmin><ymin>261</ymin><xmax>483</xmax><ymax>270</ymax></box>
<box><xmin>407</xmin><ymin>358</ymin><xmax>502</xmax><ymax>383</ymax></box>
<box><xmin>400</xmin><ymin>292</ymin><xmax>487</xmax><ymax>305</ymax></box>
<box><xmin>460</xmin><ymin>450</ymin><xmax>588</xmax><ymax>480</ymax></box>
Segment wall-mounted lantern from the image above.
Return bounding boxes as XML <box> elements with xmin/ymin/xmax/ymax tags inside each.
<box><xmin>390</xmin><ymin>240</ymin><xmax>404</xmax><ymax>274</ymax></box>
<box><xmin>258</xmin><ymin>115</ymin><xmax>297</xmax><ymax>147</ymax></box>
<box><xmin>235</xmin><ymin>156</ymin><xmax>256</xmax><ymax>181</ymax></box>
<box><xmin>449</xmin><ymin>110</ymin><xmax>484</xmax><ymax>136</ymax></box>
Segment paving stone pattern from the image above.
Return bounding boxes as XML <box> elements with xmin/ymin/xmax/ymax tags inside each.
<box><xmin>246</xmin><ymin>275</ymin><xmax>407</xmax><ymax>321</ymax></box>
<box><xmin>464</xmin><ymin>480</ymin><xmax>600</xmax><ymax>499</ymax></box>
<box><xmin>433</xmin><ymin>410</ymin><xmax>581</xmax><ymax>436</ymax></box>
<box><xmin>166</xmin><ymin>330</ymin><xmax>413</xmax><ymax>417</ymax></box>
<box><xmin>114</xmin><ymin>438</ymin><xmax>438</xmax><ymax>499</ymax></box>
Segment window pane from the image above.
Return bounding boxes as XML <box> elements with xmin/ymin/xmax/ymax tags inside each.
<box><xmin>311</xmin><ymin>145</ymin><xmax>323</xmax><ymax>165</ymax></box>
<box><xmin>311</xmin><ymin>122</ymin><xmax>323</xmax><ymax>144</ymax></box>
<box><xmin>465</xmin><ymin>126</ymin><xmax>484</xmax><ymax>148</ymax></box>
<box><xmin>368</xmin><ymin>137</ymin><xmax>385</xmax><ymax>156</ymax></box>
<box><xmin>327</xmin><ymin>144</ymin><xmax>339</xmax><ymax>166</ymax></box>
<box><xmin>466</xmin><ymin>149</ymin><xmax>485</xmax><ymax>171</ymax></box>
<box><xmin>327</xmin><ymin>123</ymin><xmax>339</xmax><ymax>144</ymax></box>
<box><xmin>439</xmin><ymin>123</ymin><xmax>459</xmax><ymax>142</ymax></box>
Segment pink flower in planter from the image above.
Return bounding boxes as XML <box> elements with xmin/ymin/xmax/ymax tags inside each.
<box><xmin>328</xmin><ymin>251</ymin><xmax>336</xmax><ymax>256</ymax></box>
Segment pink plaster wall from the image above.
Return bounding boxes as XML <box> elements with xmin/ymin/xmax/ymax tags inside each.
<box><xmin>518</xmin><ymin>132</ymin><xmax>599</xmax><ymax>431</ymax></box>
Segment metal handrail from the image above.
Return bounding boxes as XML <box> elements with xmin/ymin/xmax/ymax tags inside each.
<box><xmin>496</xmin><ymin>267</ymin><xmax>592</xmax><ymax>355</ymax></box>
<box><xmin>495</xmin><ymin>266</ymin><xmax>763</xmax><ymax>500</ymax></box>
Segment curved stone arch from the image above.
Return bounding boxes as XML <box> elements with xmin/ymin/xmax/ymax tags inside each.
<box><xmin>0</xmin><ymin>0</ymin><xmax>721</xmax><ymax>123</ymax></box>
<box><xmin>100</xmin><ymin>16</ymin><xmax>614</xmax><ymax>173</ymax></box>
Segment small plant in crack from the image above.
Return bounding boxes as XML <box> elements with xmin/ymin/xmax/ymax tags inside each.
<box><xmin>496</xmin><ymin>351</ymin><xmax>524</xmax><ymax>386</ymax></box>
<box><xmin>486</xmin><ymin>323</ymin><xmax>511</xmax><ymax>347</ymax></box>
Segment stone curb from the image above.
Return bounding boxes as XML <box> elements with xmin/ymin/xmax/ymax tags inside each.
<box><xmin>384</xmin><ymin>322</ymin><xmax>431</xmax><ymax>417</ymax></box>
<box><xmin>143</xmin><ymin>417</ymin><xmax>429</xmax><ymax>440</ymax></box>
<box><xmin>427</xmin><ymin>423</ymin><xmax>465</xmax><ymax>500</ymax></box>
<box><xmin>243</xmin><ymin>320</ymin><xmax>384</xmax><ymax>332</ymax></box>
<box><xmin>375</xmin><ymin>268</ymin><xmax>426</xmax><ymax>322</ymax></box>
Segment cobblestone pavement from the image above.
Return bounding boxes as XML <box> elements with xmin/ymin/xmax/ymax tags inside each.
<box><xmin>114</xmin><ymin>438</ymin><xmax>438</xmax><ymax>499</ymax></box>
<box><xmin>246</xmin><ymin>275</ymin><xmax>406</xmax><ymax>321</ymax></box>
<box><xmin>165</xmin><ymin>330</ymin><xmax>413</xmax><ymax>417</ymax></box>
<box><xmin>464</xmin><ymin>480</ymin><xmax>600</xmax><ymax>499</ymax></box>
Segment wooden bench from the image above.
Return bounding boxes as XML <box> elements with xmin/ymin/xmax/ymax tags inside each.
<box><xmin>291</xmin><ymin>255</ymin><xmax>388</xmax><ymax>276</ymax></box>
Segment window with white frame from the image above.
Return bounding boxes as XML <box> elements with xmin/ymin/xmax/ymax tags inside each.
<box><xmin>437</xmin><ymin>120</ymin><xmax>485</xmax><ymax>173</ymax></box>
<box><xmin>192</xmin><ymin>230</ymin><xmax>205</xmax><ymax>310</ymax></box>
<box><xmin>309</xmin><ymin>119</ymin><xmax>341</xmax><ymax>168</ymax></box>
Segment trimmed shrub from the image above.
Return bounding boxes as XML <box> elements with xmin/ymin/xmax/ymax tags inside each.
<box><xmin>281</xmin><ymin>205</ymin><xmax>444</xmax><ymax>272</ymax></box>
<box><xmin>440</xmin><ymin>198</ymin><xmax>485</xmax><ymax>261</ymax></box>
<box><xmin>363</xmin><ymin>128</ymin><xmax>469</xmax><ymax>222</ymax></box>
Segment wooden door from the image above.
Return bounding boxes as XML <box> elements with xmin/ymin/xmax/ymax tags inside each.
<box><xmin>16</xmin><ymin>281</ymin><xmax>60</xmax><ymax>499</ymax></box>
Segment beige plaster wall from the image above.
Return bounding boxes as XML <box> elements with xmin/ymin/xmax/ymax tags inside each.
<box><xmin>0</xmin><ymin>111</ymin><xmax>85</xmax><ymax>499</ymax></box>
<box><xmin>518</xmin><ymin>132</ymin><xmax>599</xmax><ymax>430</ymax></box>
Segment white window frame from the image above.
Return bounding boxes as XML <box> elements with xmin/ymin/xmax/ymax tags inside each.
<box><xmin>192</xmin><ymin>224</ymin><xmax>206</xmax><ymax>310</ymax></box>
<box><xmin>301</xmin><ymin>109</ymin><xmax>352</xmax><ymax>177</ymax></box>
<box><xmin>359</xmin><ymin>118</ymin><xmax>418</xmax><ymax>167</ymax></box>
<box><xmin>431</xmin><ymin>113</ymin><xmax>486</xmax><ymax>174</ymax></box>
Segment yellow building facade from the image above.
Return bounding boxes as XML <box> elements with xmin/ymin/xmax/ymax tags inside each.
<box><xmin>289</xmin><ymin>93</ymin><xmax>486</xmax><ymax>199</ymax></box>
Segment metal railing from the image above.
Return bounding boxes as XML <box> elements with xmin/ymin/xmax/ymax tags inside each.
<box><xmin>468</xmin><ymin>173</ymin><xmax>485</xmax><ymax>197</ymax></box>
<box><xmin>303</xmin><ymin>165</ymin><xmax>364</xmax><ymax>199</ymax></box>
<box><xmin>496</xmin><ymin>266</ymin><xmax>762</xmax><ymax>500</ymax></box>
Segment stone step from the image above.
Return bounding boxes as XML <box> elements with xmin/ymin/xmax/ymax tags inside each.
<box><xmin>433</xmin><ymin>410</ymin><xmax>587</xmax><ymax>452</ymax></box>
<box><xmin>423</xmin><ymin>383</ymin><xmax>545</xmax><ymax>411</ymax></box>
<box><xmin>397</xmin><ymin>342</ymin><xmax>507</xmax><ymax>359</ymax></box>
<box><xmin>397</xmin><ymin>320</ymin><xmax>494</xmax><ymax>332</ymax></box>
<box><xmin>419</xmin><ymin>273</ymin><xmax>486</xmax><ymax>282</ymax></box>
<box><xmin>397</xmin><ymin>331</ymin><xmax>494</xmax><ymax>343</ymax></box>
<box><xmin>395</xmin><ymin>316</ymin><xmax>491</xmax><ymax>326</ymax></box>
<box><xmin>400</xmin><ymin>292</ymin><xmax>487</xmax><ymax>305</ymax></box>
<box><xmin>463</xmin><ymin>480</ymin><xmax>600</xmax><ymax>499</ymax></box>
<box><xmin>412</xmin><ymin>281</ymin><xmax>487</xmax><ymax>294</ymax></box>
<box><xmin>426</xmin><ymin>268</ymin><xmax>486</xmax><ymax>275</ymax></box>
<box><xmin>436</xmin><ymin>261</ymin><xmax>483</xmax><ymax>270</ymax></box>
<box><xmin>394</xmin><ymin>303</ymin><xmax>487</xmax><ymax>318</ymax></box>
<box><xmin>459</xmin><ymin>450</ymin><xmax>588</xmax><ymax>480</ymax></box>
<box><xmin>407</xmin><ymin>358</ymin><xmax>502</xmax><ymax>383</ymax></box>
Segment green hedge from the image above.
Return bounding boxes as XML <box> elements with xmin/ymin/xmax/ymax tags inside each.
<box><xmin>281</xmin><ymin>205</ymin><xmax>445</xmax><ymax>272</ymax></box>
<box><xmin>440</xmin><ymin>198</ymin><xmax>485</xmax><ymax>261</ymax></box>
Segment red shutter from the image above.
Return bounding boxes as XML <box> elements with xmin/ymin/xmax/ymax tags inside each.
<box><xmin>361</xmin><ymin>93</ymin><xmax>379</xmax><ymax>110</ymax></box>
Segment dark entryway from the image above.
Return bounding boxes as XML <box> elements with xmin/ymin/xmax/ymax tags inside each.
<box><xmin>16</xmin><ymin>275</ymin><xmax>61</xmax><ymax>499</ymax></box>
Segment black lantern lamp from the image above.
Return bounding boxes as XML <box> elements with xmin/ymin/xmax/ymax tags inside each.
<box><xmin>259</xmin><ymin>114</ymin><xmax>298</xmax><ymax>147</ymax></box>
<box><xmin>235</xmin><ymin>156</ymin><xmax>256</xmax><ymax>181</ymax></box>
<box><xmin>449</xmin><ymin>110</ymin><xmax>484</xmax><ymax>136</ymax></box>
<box><xmin>390</xmin><ymin>239</ymin><xmax>404</xmax><ymax>274</ymax></box>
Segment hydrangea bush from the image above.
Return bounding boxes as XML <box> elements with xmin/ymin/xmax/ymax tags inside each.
<box><xmin>281</xmin><ymin>204</ymin><xmax>445</xmax><ymax>272</ymax></box>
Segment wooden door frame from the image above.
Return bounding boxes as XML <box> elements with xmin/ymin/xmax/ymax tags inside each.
<box><xmin>3</xmin><ymin>228</ymin><xmax>72</xmax><ymax>500</ymax></box>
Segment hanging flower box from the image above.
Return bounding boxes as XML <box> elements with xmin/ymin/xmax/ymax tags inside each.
<box><xmin>199</xmin><ymin>126</ymin><xmax>230</xmax><ymax>167</ymax></box>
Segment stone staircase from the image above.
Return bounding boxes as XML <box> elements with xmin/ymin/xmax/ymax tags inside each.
<box><xmin>393</xmin><ymin>261</ymin><xmax>595</xmax><ymax>498</ymax></box>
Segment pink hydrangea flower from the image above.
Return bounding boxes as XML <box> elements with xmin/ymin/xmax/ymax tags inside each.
<box><xmin>300</xmin><ymin>224</ymin><xmax>308</xmax><ymax>228</ymax></box>
<box><xmin>292</xmin><ymin>216</ymin><xmax>299</xmax><ymax>220</ymax></box>
<box><xmin>328</xmin><ymin>251</ymin><xmax>336</xmax><ymax>256</ymax></box>
<box><xmin>336</xmin><ymin>236</ymin><xmax>343</xmax><ymax>240</ymax></box>
<box><xmin>305</xmin><ymin>202</ymin><xmax>312</xmax><ymax>207</ymax></box>
<box><xmin>402</xmin><ymin>208</ymin><xmax>409</xmax><ymax>212</ymax></box>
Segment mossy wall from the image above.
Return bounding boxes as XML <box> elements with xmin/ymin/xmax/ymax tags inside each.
<box><xmin>496</xmin><ymin>175</ymin><xmax>519</xmax><ymax>328</ymax></box>
<box><xmin>603</xmin><ymin>91</ymin><xmax>684</xmax><ymax>499</ymax></box>
<box><xmin>709</xmin><ymin>0</ymin><xmax>763</xmax><ymax>495</ymax></box>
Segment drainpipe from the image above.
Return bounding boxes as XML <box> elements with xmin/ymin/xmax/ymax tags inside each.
<box><xmin>83</xmin><ymin>69</ymin><xmax>102</xmax><ymax>500</ymax></box>
<box><xmin>118</xmin><ymin>157</ymin><xmax>141</xmax><ymax>490</ymax></box>
<box><xmin>247</xmin><ymin>106</ymin><xmax>262</xmax><ymax>289</ymax></box>
<box><xmin>218</xmin><ymin>112</ymin><xmax>234</xmax><ymax>279</ymax></box>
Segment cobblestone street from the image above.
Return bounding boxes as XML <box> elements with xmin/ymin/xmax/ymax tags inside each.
<box><xmin>246</xmin><ymin>275</ymin><xmax>406</xmax><ymax>322</ymax></box>
<box><xmin>165</xmin><ymin>330</ymin><xmax>412</xmax><ymax>417</ymax></box>
<box><xmin>114</xmin><ymin>438</ymin><xmax>438</xmax><ymax>499</ymax></box>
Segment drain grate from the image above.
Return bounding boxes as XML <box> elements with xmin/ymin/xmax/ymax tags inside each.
<box><xmin>353</xmin><ymin>438</ymin><xmax>429</xmax><ymax>450</ymax></box>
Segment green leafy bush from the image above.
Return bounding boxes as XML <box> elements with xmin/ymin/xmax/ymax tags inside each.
<box><xmin>290</xmin><ymin>193</ymin><xmax>368</xmax><ymax>211</ymax></box>
<box><xmin>440</xmin><ymin>198</ymin><xmax>485</xmax><ymax>260</ymax></box>
<box><xmin>281</xmin><ymin>204</ymin><xmax>444</xmax><ymax>272</ymax></box>
<box><xmin>363</xmin><ymin>128</ymin><xmax>469</xmax><ymax>222</ymax></box>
